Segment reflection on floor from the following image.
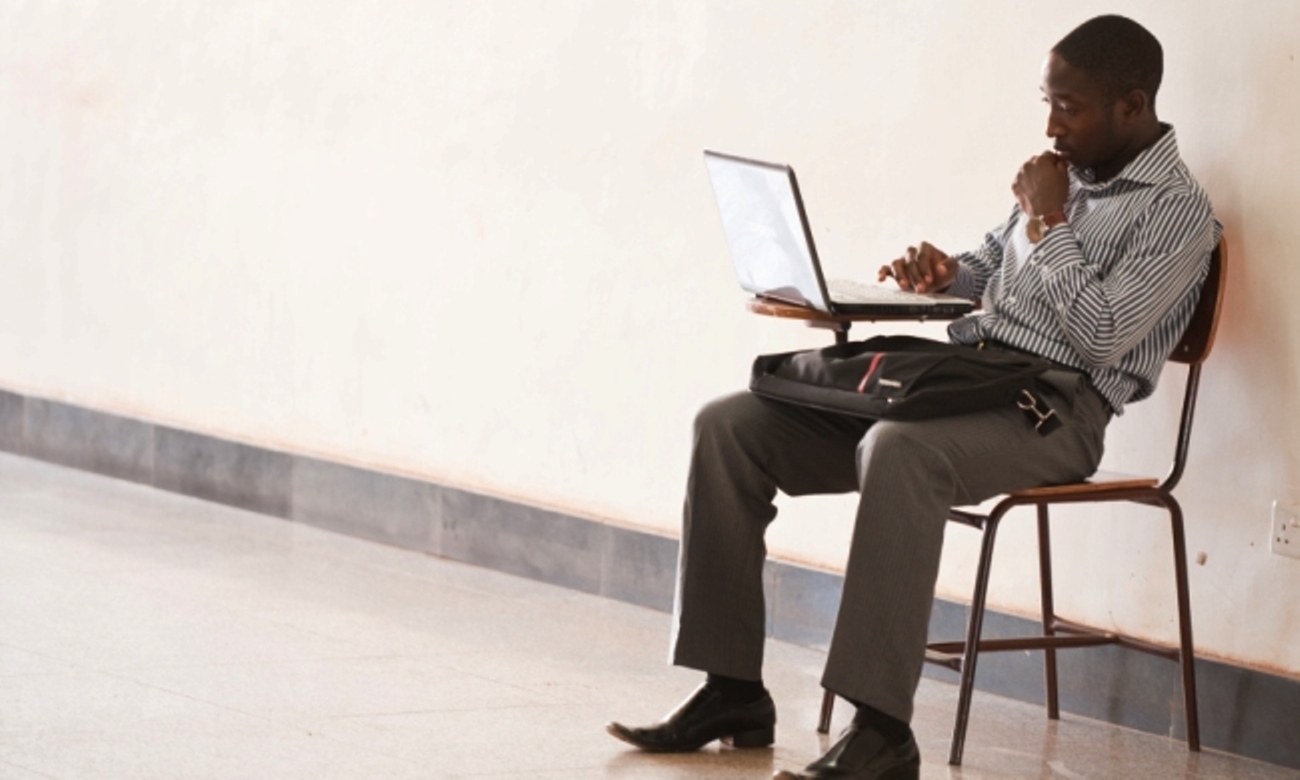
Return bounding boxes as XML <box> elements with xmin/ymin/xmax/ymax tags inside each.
<box><xmin>0</xmin><ymin>452</ymin><xmax>1292</xmax><ymax>779</ymax></box>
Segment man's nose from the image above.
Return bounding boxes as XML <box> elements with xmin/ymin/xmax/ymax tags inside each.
<box><xmin>1046</xmin><ymin>114</ymin><xmax>1066</xmax><ymax>138</ymax></box>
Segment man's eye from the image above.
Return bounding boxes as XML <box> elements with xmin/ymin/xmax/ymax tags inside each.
<box><xmin>1041</xmin><ymin>97</ymin><xmax>1073</xmax><ymax>114</ymax></box>
<box><xmin>1044</xmin><ymin>100</ymin><xmax>1078</xmax><ymax>116</ymax></box>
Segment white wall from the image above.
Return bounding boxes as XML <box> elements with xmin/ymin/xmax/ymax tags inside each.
<box><xmin>2</xmin><ymin>1</ymin><xmax>1298</xmax><ymax>676</ymax></box>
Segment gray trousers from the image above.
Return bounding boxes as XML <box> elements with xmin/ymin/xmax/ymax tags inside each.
<box><xmin>669</xmin><ymin>370</ymin><xmax>1110</xmax><ymax>723</ymax></box>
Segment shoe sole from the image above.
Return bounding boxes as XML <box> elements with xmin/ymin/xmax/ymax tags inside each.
<box><xmin>721</xmin><ymin>727</ymin><xmax>776</xmax><ymax>749</ymax></box>
<box><xmin>606</xmin><ymin>723</ymin><xmax>774</xmax><ymax>752</ymax></box>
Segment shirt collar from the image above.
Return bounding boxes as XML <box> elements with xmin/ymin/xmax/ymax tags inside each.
<box><xmin>1071</xmin><ymin>123</ymin><xmax>1179</xmax><ymax>191</ymax></box>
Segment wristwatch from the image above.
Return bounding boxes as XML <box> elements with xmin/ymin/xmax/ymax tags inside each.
<box><xmin>1026</xmin><ymin>211</ymin><xmax>1067</xmax><ymax>244</ymax></box>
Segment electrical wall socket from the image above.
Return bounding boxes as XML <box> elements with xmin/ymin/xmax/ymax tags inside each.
<box><xmin>1272</xmin><ymin>502</ymin><xmax>1300</xmax><ymax>560</ymax></box>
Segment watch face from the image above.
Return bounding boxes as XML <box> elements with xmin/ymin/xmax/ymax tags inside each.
<box><xmin>1026</xmin><ymin>217</ymin><xmax>1045</xmax><ymax>244</ymax></box>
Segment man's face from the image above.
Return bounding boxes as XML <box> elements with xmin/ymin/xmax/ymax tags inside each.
<box><xmin>1039</xmin><ymin>52</ymin><xmax>1126</xmax><ymax>173</ymax></box>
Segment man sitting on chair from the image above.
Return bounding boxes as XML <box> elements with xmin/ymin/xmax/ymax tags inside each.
<box><xmin>608</xmin><ymin>14</ymin><xmax>1219</xmax><ymax>780</ymax></box>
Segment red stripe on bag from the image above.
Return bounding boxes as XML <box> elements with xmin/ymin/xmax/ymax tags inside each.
<box><xmin>857</xmin><ymin>353</ymin><xmax>886</xmax><ymax>394</ymax></box>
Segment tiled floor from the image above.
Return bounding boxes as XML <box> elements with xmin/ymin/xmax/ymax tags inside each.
<box><xmin>0</xmin><ymin>452</ymin><xmax>1294</xmax><ymax>780</ymax></box>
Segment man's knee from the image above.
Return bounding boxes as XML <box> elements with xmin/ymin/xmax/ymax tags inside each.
<box><xmin>693</xmin><ymin>391</ymin><xmax>762</xmax><ymax>441</ymax></box>
<box><xmin>856</xmin><ymin>421</ymin><xmax>911</xmax><ymax>463</ymax></box>
<box><xmin>856</xmin><ymin>421</ymin><xmax>948</xmax><ymax>485</ymax></box>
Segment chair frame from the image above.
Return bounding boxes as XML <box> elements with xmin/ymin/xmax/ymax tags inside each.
<box><xmin>818</xmin><ymin>238</ymin><xmax>1228</xmax><ymax>766</ymax></box>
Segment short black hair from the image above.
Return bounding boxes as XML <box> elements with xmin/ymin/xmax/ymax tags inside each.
<box><xmin>1052</xmin><ymin>15</ymin><xmax>1163</xmax><ymax>105</ymax></box>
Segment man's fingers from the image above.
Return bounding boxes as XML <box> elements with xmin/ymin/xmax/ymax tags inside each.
<box><xmin>920</xmin><ymin>242</ymin><xmax>955</xmax><ymax>290</ymax></box>
<box><xmin>883</xmin><ymin>243</ymin><xmax>951</xmax><ymax>292</ymax></box>
<box><xmin>891</xmin><ymin>257</ymin><xmax>914</xmax><ymax>290</ymax></box>
<box><xmin>904</xmin><ymin>247</ymin><xmax>928</xmax><ymax>291</ymax></box>
<box><xmin>917</xmin><ymin>242</ymin><xmax>941</xmax><ymax>282</ymax></box>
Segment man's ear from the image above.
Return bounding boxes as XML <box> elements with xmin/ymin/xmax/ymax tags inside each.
<box><xmin>1115</xmin><ymin>88</ymin><xmax>1149</xmax><ymax>124</ymax></box>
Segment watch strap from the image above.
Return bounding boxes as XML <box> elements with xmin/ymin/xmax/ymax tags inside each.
<box><xmin>1026</xmin><ymin>211</ymin><xmax>1068</xmax><ymax>244</ymax></box>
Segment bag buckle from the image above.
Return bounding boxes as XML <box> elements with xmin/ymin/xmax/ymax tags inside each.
<box><xmin>1017</xmin><ymin>389</ymin><xmax>1061</xmax><ymax>436</ymax></box>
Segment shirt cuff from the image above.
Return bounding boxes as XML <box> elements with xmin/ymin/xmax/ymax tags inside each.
<box><xmin>1033</xmin><ymin>226</ymin><xmax>1085</xmax><ymax>309</ymax></box>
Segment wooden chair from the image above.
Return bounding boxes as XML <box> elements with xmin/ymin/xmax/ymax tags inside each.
<box><xmin>817</xmin><ymin>237</ymin><xmax>1228</xmax><ymax>766</ymax></box>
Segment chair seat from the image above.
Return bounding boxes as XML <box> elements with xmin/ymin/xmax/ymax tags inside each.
<box><xmin>948</xmin><ymin>472</ymin><xmax>1162</xmax><ymax>528</ymax></box>
<box><xmin>1007</xmin><ymin>470</ymin><xmax>1160</xmax><ymax>499</ymax></box>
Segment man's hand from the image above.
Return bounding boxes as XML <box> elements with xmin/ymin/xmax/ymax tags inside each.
<box><xmin>878</xmin><ymin>242</ymin><xmax>958</xmax><ymax>294</ymax></box>
<box><xmin>1012</xmin><ymin>152</ymin><xmax>1069</xmax><ymax>217</ymax></box>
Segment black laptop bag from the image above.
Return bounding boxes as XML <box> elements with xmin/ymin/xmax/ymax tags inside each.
<box><xmin>749</xmin><ymin>335</ymin><xmax>1059</xmax><ymax>425</ymax></box>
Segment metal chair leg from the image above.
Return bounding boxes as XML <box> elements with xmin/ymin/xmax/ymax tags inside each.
<box><xmin>1164</xmin><ymin>496</ymin><xmax>1201</xmax><ymax>751</ymax></box>
<box><xmin>818</xmin><ymin>689</ymin><xmax>835</xmax><ymax>734</ymax></box>
<box><xmin>1036</xmin><ymin>503</ymin><xmax>1060</xmax><ymax>720</ymax></box>
<box><xmin>949</xmin><ymin>511</ymin><xmax>1004</xmax><ymax>766</ymax></box>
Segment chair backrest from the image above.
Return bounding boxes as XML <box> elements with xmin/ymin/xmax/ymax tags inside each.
<box><xmin>1169</xmin><ymin>238</ymin><xmax>1227</xmax><ymax>365</ymax></box>
<box><xmin>1162</xmin><ymin>235</ymin><xmax>1228</xmax><ymax>491</ymax></box>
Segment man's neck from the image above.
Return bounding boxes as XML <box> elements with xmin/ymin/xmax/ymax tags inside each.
<box><xmin>1092</xmin><ymin>121</ymin><xmax>1167</xmax><ymax>182</ymax></box>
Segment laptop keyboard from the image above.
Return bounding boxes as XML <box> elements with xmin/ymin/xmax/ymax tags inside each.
<box><xmin>827</xmin><ymin>278</ymin><xmax>945</xmax><ymax>305</ymax></box>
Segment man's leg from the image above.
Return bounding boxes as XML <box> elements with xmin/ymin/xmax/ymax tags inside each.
<box><xmin>608</xmin><ymin>390</ymin><xmax>870</xmax><ymax>753</ymax></box>
<box><xmin>671</xmin><ymin>390</ymin><xmax>870</xmax><ymax>679</ymax></box>
<box><xmin>823</xmin><ymin>375</ymin><xmax>1109</xmax><ymax>721</ymax></box>
<box><xmin>777</xmin><ymin>375</ymin><xmax>1110</xmax><ymax>779</ymax></box>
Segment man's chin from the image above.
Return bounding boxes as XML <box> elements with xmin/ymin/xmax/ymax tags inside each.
<box><xmin>1058</xmin><ymin>152</ymin><xmax>1091</xmax><ymax>171</ymax></box>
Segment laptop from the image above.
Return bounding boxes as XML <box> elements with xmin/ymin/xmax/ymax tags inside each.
<box><xmin>703</xmin><ymin>150</ymin><xmax>975</xmax><ymax>318</ymax></box>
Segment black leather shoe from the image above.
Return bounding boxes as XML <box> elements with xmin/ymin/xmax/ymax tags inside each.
<box><xmin>772</xmin><ymin>722</ymin><xmax>919</xmax><ymax>779</ymax></box>
<box><xmin>606</xmin><ymin>683</ymin><xmax>776</xmax><ymax>752</ymax></box>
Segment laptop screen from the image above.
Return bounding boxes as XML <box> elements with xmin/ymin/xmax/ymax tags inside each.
<box><xmin>704</xmin><ymin>151</ymin><xmax>829</xmax><ymax>311</ymax></box>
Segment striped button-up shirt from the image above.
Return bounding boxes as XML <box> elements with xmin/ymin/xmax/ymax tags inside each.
<box><xmin>946</xmin><ymin>125</ymin><xmax>1221</xmax><ymax>415</ymax></box>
